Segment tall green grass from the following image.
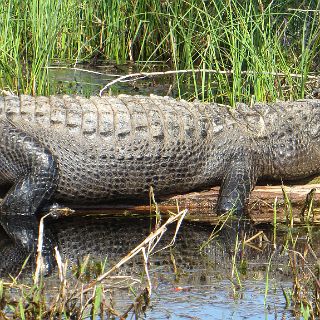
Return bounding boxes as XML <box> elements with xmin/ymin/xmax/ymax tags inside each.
<box><xmin>0</xmin><ymin>0</ymin><xmax>319</xmax><ymax>103</ymax></box>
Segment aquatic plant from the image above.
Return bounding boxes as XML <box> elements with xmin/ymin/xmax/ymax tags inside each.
<box><xmin>0</xmin><ymin>0</ymin><xmax>319</xmax><ymax>103</ymax></box>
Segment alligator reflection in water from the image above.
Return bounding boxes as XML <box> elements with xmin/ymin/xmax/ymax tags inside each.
<box><xmin>0</xmin><ymin>216</ymin><xmax>319</xmax><ymax>319</ymax></box>
<box><xmin>0</xmin><ymin>216</ymin><xmax>270</xmax><ymax>276</ymax></box>
<box><xmin>0</xmin><ymin>216</ymin><xmax>224</xmax><ymax>276</ymax></box>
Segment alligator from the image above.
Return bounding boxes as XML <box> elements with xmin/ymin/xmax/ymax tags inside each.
<box><xmin>0</xmin><ymin>94</ymin><xmax>320</xmax><ymax>271</ymax></box>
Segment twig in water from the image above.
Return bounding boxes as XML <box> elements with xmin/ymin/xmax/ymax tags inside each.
<box><xmin>141</xmin><ymin>247</ymin><xmax>152</xmax><ymax>293</ymax></box>
<box><xmin>99</xmin><ymin>69</ymin><xmax>319</xmax><ymax>96</ymax></box>
<box><xmin>55</xmin><ymin>247</ymin><xmax>65</xmax><ymax>283</ymax></box>
<box><xmin>243</xmin><ymin>231</ymin><xmax>265</xmax><ymax>245</ymax></box>
<box><xmin>46</xmin><ymin>66</ymin><xmax>119</xmax><ymax>77</ymax></box>
<box><xmin>153</xmin><ymin>209</ymin><xmax>188</xmax><ymax>254</ymax></box>
<box><xmin>34</xmin><ymin>212</ymin><xmax>52</xmax><ymax>284</ymax></box>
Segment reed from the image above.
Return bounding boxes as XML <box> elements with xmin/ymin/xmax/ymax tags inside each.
<box><xmin>0</xmin><ymin>0</ymin><xmax>319</xmax><ymax>101</ymax></box>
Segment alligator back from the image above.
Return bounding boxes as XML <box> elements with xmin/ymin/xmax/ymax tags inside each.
<box><xmin>1</xmin><ymin>95</ymin><xmax>320</xmax><ymax>205</ymax></box>
<box><xmin>0</xmin><ymin>95</ymin><xmax>230</xmax><ymax>203</ymax></box>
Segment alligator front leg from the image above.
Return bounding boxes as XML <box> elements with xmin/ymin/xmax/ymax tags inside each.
<box><xmin>216</xmin><ymin>152</ymin><xmax>258</xmax><ymax>215</ymax></box>
<box><xmin>0</xmin><ymin>119</ymin><xmax>59</xmax><ymax>273</ymax></box>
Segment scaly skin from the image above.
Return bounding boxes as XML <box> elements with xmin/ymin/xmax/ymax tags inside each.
<box><xmin>0</xmin><ymin>94</ymin><xmax>320</xmax><ymax>271</ymax></box>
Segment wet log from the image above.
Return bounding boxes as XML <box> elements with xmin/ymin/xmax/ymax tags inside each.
<box><xmin>161</xmin><ymin>184</ymin><xmax>320</xmax><ymax>224</ymax></box>
<box><xmin>51</xmin><ymin>183</ymin><xmax>320</xmax><ymax>225</ymax></box>
<box><xmin>1</xmin><ymin>183</ymin><xmax>320</xmax><ymax>224</ymax></box>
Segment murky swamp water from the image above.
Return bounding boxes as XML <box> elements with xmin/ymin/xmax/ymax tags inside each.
<box><xmin>1</xmin><ymin>66</ymin><xmax>319</xmax><ymax>319</ymax></box>
<box><xmin>47</xmin><ymin>63</ymin><xmax>177</xmax><ymax>97</ymax></box>
<box><xmin>1</xmin><ymin>216</ymin><xmax>313</xmax><ymax>319</ymax></box>
<box><xmin>0</xmin><ymin>217</ymin><xmax>320</xmax><ymax>319</ymax></box>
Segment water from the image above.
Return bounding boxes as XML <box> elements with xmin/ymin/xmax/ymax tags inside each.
<box><xmin>48</xmin><ymin>63</ymin><xmax>175</xmax><ymax>97</ymax></box>
<box><xmin>1</xmin><ymin>216</ymin><xmax>313</xmax><ymax>319</ymax></box>
<box><xmin>55</xmin><ymin>217</ymin><xmax>306</xmax><ymax>320</ymax></box>
<box><xmin>147</xmin><ymin>280</ymin><xmax>292</xmax><ymax>319</ymax></box>
<box><xmin>58</xmin><ymin>217</ymin><xmax>314</xmax><ymax>320</ymax></box>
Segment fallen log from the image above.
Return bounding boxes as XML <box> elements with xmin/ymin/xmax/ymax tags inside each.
<box><xmin>46</xmin><ymin>183</ymin><xmax>320</xmax><ymax>225</ymax></box>
<box><xmin>166</xmin><ymin>184</ymin><xmax>320</xmax><ymax>224</ymax></box>
<box><xmin>1</xmin><ymin>183</ymin><xmax>319</xmax><ymax>224</ymax></box>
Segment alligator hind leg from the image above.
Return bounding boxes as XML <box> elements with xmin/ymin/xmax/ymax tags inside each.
<box><xmin>0</xmin><ymin>119</ymin><xmax>59</xmax><ymax>272</ymax></box>
<box><xmin>216</xmin><ymin>152</ymin><xmax>258</xmax><ymax>215</ymax></box>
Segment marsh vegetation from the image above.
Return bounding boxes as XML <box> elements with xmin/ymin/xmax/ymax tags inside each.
<box><xmin>0</xmin><ymin>0</ymin><xmax>319</xmax><ymax>103</ymax></box>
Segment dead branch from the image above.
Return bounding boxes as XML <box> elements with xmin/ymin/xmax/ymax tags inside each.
<box><xmin>99</xmin><ymin>69</ymin><xmax>318</xmax><ymax>95</ymax></box>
